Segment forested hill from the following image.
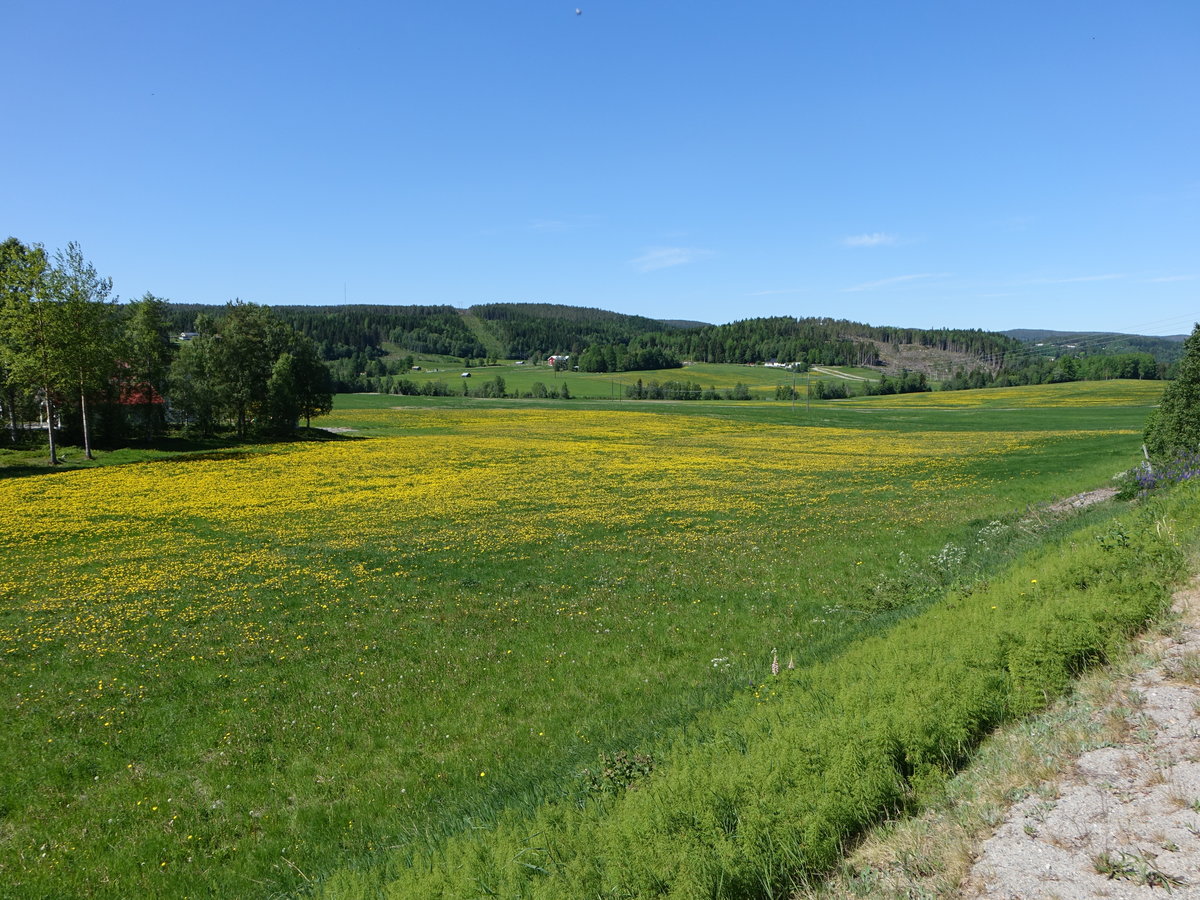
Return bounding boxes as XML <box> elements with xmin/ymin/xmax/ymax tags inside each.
<box><xmin>164</xmin><ymin>303</ymin><xmax>489</xmax><ymax>360</ymax></box>
<box><xmin>468</xmin><ymin>303</ymin><xmax>681</xmax><ymax>358</ymax></box>
<box><xmin>654</xmin><ymin>317</ymin><xmax>1025</xmax><ymax>367</ymax></box>
<box><xmin>164</xmin><ymin>302</ymin><xmax>1022</xmax><ymax>369</ymax></box>
<box><xmin>1004</xmin><ymin>329</ymin><xmax>1189</xmax><ymax>364</ymax></box>
<box><xmin>164</xmin><ymin>302</ymin><xmax>1166</xmax><ymax>386</ymax></box>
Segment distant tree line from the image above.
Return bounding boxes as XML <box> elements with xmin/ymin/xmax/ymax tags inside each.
<box><xmin>0</xmin><ymin>238</ymin><xmax>334</xmax><ymax>462</ymax></box>
<box><xmin>625</xmin><ymin>379</ymin><xmax>752</xmax><ymax>401</ymax></box>
<box><xmin>809</xmin><ymin>371</ymin><xmax>931</xmax><ymax>400</ymax></box>
<box><xmin>385</xmin><ymin>374</ymin><xmax>573</xmax><ymax>400</ymax></box>
<box><xmin>941</xmin><ymin>351</ymin><xmax>1163</xmax><ymax>392</ymax></box>
<box><xmin>576</xmin><ymin>341</ymin><xmax>682</xmax><ymax>373</ymax></box>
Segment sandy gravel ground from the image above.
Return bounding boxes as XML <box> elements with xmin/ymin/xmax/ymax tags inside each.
<box><xmin>962</xmin><ymin>581</ymin><xmax>1200</xmax><ymax>899</ymax></box>
<box><xmin>1046</xmin><ymin>487</ymin><xmax>1120</xmax><ymax>514</ymax></box>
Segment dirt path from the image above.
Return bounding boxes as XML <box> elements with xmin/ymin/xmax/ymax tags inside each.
<box><xmin>961</xmin><ymin>579</ymin><xmax>1200</xmax><ymax>899</ymax></box>
<box><xmin>810</xmin><ymin>365</ymin><xmax>872</xmax><ymax>382</ymax></box>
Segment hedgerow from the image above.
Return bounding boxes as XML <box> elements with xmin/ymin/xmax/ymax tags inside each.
<box><xmin>322</xmin><ymin>481</ymin><xmax>1197</xmax><ymax>900</ymax></box>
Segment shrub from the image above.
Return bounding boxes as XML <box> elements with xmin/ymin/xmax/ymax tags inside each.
<box><xmin>1144</xmin><ymin>323</ymin><xmax>1200</xmax><ymax>462</ymax></box>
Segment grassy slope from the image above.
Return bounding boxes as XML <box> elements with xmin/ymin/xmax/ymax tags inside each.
<box><xmin>0</xmin><ymin>383</ymin><xmax>1157</xmax><ymax>897</ymax></box>
<box><xmin>357</xmin><ymin>482</ymin><xmax>1192</xmax><ymax>899</ymax></box>
<box><xmin>455</xmin><ymin>310</ymin><xmax>507</xmax><ymax>359</ymax></box>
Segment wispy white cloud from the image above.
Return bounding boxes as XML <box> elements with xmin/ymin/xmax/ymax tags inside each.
<box><xmin>630</xmin><ymin>246</ymin><xmax>713</xmax><ymax>272</ymax></box>
<box><xmin>843</xmin><ymin>272</ymin><xmax>950</xmax><ymax>292</ymax></box>
<box><xmin>843</xmin><ymin>232</ymin><xmax>898</xmax><ymax>248</ymax></box>
<box><xmin>1148</xmin><ymin>275</ymin><xmax>1198</xmax><ymax>283</ymax></box>
<box><xmin>1026</xmin><ymin>273</ymin><xmax>1125</xmax><ymax>284</ymax></box>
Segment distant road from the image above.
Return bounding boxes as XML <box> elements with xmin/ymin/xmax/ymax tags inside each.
<box><xmin>810</xmin><ymin>365</ymin><xmax>871</xmax><ymax>382</ymax></box>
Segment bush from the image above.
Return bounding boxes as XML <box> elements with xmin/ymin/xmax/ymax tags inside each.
<box><xmin>1145</xmin><ymin>323</ymin><xmax>1200</xmax><ymax>462</ymax></box>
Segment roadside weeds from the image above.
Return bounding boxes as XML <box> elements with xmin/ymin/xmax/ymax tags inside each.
<box><xmin>796</xmin><ymin>574</ymin><xmax>1200</xmax><ymax>900</ymax></box>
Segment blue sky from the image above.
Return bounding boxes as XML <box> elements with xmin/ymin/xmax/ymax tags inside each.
<box><xmin>7</xmin><ymin>1</ymin><xmax>1198</xmax><ymax>334</ymax></box>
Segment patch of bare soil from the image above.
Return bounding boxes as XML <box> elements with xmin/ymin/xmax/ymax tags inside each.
<box><xmin>961</xmin><ymin>582</ymin><xmax>1200</xmax><ymax>899</ymax></box>
<box><xmin>1046</xmin><ymin>487</ymin><xmax>1120</xmax><ymax>515</ymax></box>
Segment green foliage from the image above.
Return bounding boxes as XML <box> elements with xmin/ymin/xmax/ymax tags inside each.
<box><xmin>167</xmin><ymin>302</ymin><xmax>334</xmax><ymax>437</ymax></box>
<box><xmin>0</xmin><ymin>239</ymin><xmax>56</xmax><ymax>452</ymax></box>
<box><xmin>583</xmin><ymin>751</ymin><xmax>656</xmax><ymax>796</ymax></box>
<box><xmin>859</xmin><ymin>369</ymin><xmax>930</xmax><ymax>395</ymax></box>
<box><xmin>264</xmin><ymin>351</ymin><xmax>302</xmax><ymax>435</ymax></box>
<box><xmin>813</xmin><ymin>379</ymin><xmax>850</xmax><ymax>400</ymax></box>
<box><xmin>1093</xmin><ymin>850</ymin><xmax>1187</xmax><ymax>888</ymax></box>
<box><xmin>0</xmin><ymin>239</ymin><xmax>111</xmax><ymax>462</ymax></box>
<box><xmin>46</xmin><ymin>242</ymin><xmax>119</xmax><ymax>459</ymax></box>
<box><xmin>577</xmin><ymin>341</ymin><xmax>683</xmax><ymax>373</ymax></box>
<box><xmin>624</xmin><ymin>378</ymin><xmax>705</xmax><ymax>400</ymax></box>
<box><xmin>1144</xmin><ymin>323</ymin><xmax>1200</xmax><ymax>462</ymax></box>
<box><xmin>290</xmin><ymin>337</ymin><xmax>335</xmax><ymax>427</ymax></box>
<box><xmin>122</xmin><ymin>293</ymin><xmax>176</xmax><ymax>440</ymax></box>
<box><xmin>168</xmin><ymin>335</ymin><xmax>220</xmax><ymax>434</ymax></box>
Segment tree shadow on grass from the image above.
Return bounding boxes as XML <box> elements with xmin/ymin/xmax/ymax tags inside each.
<box><xmin>0</xmin><ymin>427</ymin><xmax>365</xmax><ymax>480</ymax></box>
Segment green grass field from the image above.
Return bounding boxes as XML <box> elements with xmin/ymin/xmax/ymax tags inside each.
<box><xmin>0</xmin><ymin>381</ymin><xmax>1168</xmax><ymax>897</ymax></box>
<box><xmin>384</xmin><ymin>359</ymin><xmax>884</xmax><ymax>399</ymax></box>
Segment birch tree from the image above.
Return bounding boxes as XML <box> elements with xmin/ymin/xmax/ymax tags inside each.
<box><xmin>0</xmin><ymin>238</ymin><xmax>66</xmax><ymax>461</ymax></box>
<box><xmin>45</xmin><ymin>242</ymin><xmax>117</xmax><ymax>460</ymax></box>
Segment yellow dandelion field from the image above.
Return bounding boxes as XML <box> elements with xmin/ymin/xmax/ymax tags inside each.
<box><xmin>0</xmin><ymin>407</ymin><xmax>1117</xmax><ymax>658</ymax></box>
<box><xmin>0</xmin><ymin>402</ymin><xmax>1145</xmax><ymax>897</ymax></box>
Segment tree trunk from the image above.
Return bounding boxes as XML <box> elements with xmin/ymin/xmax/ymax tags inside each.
<box><xmin>44</xmin><ymin>390</ymin><xmax>59</xmax><ymax>465</ymax></box>
<box><xmin>5</xmin><ymin>387</ymin><xmax>18</xmax><ymax>445</ymax></box>
<box><xmin>143</xmin><ymin>397</ymin><xmax>155</xmax><ymax>444</ymax></box>
<box><xmin>79</xmin><ymin>383</ymin><xmax>94</xmax><ymax>460</ymax></box>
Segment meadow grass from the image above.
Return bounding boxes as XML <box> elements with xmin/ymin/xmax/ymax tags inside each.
<box><xmin>836</xmin><ymin>379</ymin><xmax>1163</xmax><ymax>408</ymax></box>
<box><xmin>354</xmin><ymin>484</ymin><xmax>1192</xmax><ymax>899</ymax></box>
<box><xmin>383</xmin><ymin>360</ymin><xmax>877</xmax><ymax>399</ymax></box>
<box><xmin>0</xmin><ymin>383</ymin><xmax>1158</xmax><ymax>897</ymax></box>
